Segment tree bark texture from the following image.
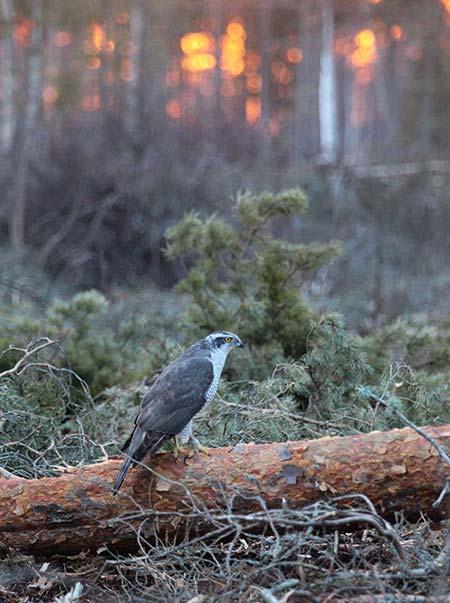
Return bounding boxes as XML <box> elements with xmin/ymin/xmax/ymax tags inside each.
<box><xmin>0</xmin><ymin>424</ymin><xmax>449</xmax><ymax>554</ymax></box>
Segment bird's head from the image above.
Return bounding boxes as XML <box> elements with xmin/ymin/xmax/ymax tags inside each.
<box><xmin>205</xmin><ymin>331</ymin><xmax>244</xmax><ymax>351</ymax></box>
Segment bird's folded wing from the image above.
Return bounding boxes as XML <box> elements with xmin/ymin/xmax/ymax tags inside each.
<box><xmin>136</xmin><ymin>356</ymin><xmax>214</xmax><ymax>435</ymax></box>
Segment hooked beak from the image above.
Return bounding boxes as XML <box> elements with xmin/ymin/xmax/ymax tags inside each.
<box><xmin>236</xmin><ymin>339</ymin><xmax>244</xmax><ymax>348</ymax></box>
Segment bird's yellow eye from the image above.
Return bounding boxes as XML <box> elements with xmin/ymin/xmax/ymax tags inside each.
<box><xmin>224</xmin><ymin>336</ymin><xmax>233</xmax><ymax>343</ymax></box>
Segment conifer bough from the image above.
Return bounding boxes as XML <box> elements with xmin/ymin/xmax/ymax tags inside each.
<box><xmin>0</xmin><ymin>424</ymin><xmax>449</xmax><ymax>553</ymax></box>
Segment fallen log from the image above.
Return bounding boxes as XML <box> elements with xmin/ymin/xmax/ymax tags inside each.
<box><xmin>0</xmin><ymin>424</ymin><xmax>449</xmax><ymax>553</ymax></box>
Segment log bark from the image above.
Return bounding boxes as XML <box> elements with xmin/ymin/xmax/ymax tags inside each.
<box><xmin>0</xmin><ymin>424</ymin><xmax>449</xmax><ymax>554</ymax></box>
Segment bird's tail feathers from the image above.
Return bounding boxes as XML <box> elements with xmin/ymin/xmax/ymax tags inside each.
<box><xmin>113</xmin><ymin>455</ymin><xmax>133</xmax><ymax>494</ymax></box>
<box><xmin>113</xmin><ymin>426</ymin><xmax>146</xmax><ymax>494</ymax></box>
<box><xmin>113</xmin><ymin>428</ymin><xmax>169</xmax><ymax>494</ymax></box>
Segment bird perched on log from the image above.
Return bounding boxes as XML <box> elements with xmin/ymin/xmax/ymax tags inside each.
<box><xmin>113</xmin><ymin>331</ymin><xmax>244</xmax><ymax>493</ymax></box>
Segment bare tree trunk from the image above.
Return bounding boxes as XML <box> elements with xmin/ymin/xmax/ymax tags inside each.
<box><xmin>292</xmin><ymin>0</ymin><xmax>309</xmax><ymax>165</ymax></box>
<box><xmin>0</xmin><ymin>0</ymin><xmax>15</xmax><ymax>158</ymax></box>
<box><xmin>374</xmin><ymin>35</ymin><xmax>395</xmax><ymax>163</ymax></box>
<box><xmin>0</xmin><ymin>424</ymin><xmax>448</xmax><ymax>554</ymax></box>
<box><xmin>259</xmin><ymin>0</ymin><xmax>271</xmax><ymax>166</ymax></box>
<box><xmin>10</xmin><ymin>0</ymin><xmax>43</xmax><ymax>251</ymax></box>
<box><xmin>319</xmin><ymin>0</ymin><xmax>338</xmax><ymax>163</ymax></box>
<box><xmin>420</xmin><ymin>3</ymin><xmax>440</xmax><ymax>158</ymax></box>
<box><xmin>295</xmin><ymin>0</ymin><xmax>321</xmax><ymax>161</ymax></box>
<box><xmin>212</xmin><ymin>0</ymin><xmax>222</xmax><ymax>135</ymax></box>
<box><xmin>125</xmin><ymin>0</ymin><xmax>145</xmax><ymax>135</ymax></box>
<box><xmin>372</xmin><ymin>233</ymin><xmax>384</xmax><ymax>317</ymax></box>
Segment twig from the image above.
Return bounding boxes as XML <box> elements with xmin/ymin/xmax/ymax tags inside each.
<box><xmin>0</xmin><ymin>466</ymin><xmax>20</xmax><ymax>479</ymax></box>
<box><xmin>0</xmin><ymin>338</ymin><xmax>58</xmax><ymax>379</ymax></box>
<box><xmin>221</xmin><ymin>401</ymin><xmax>348</xmax><ymax>430</ymax></box>
<box><xmin>433</xmin><ymin>478</ymin><xmax>450</xmax><ymax>509</ymax></box>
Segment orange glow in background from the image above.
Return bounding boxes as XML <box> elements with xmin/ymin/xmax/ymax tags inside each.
<box><xmin>54</xmin><ymin>31</ymin><xmax>72</xmax><ymax>47</ymax></box>
<box><xmin>442</xmin><ymin>0</ymin><xmax>450</xmax><ymax>14</ymax></box>
<box><xmin>246</xmin><ymin>96</ymin><xmax>261</xmax><ymax>124</ymax></box>
<box><xmin>42</xmin><ymin>86</ymin><xmax>58</xmax><ymax>104</ymax></box>
<box><xmin>84</xmin><ymin>22</ymin><xmax>114</xmax><ymax>56</ymax></box>
<box><xmin>246</xmin><ymin>74</ymin><xmax>262</xmax><ymax>94</ymax></box>
<box><xmin>166</xmin><ymin>99</ymin><xmax>182</xmax><ymax>119</ymax></box>
<box><xmin>180</xmin><ymin>31</ymin><xmax>215</xmax><ymax>72</ymax></box>
<box><xmin>181</xmin><ymin>53</ymin><xmax>216</xmax><ymax>72</ymax></box>
<box><xmin>25</xmin><ymin>6</ymin><xmax>444</xmax><ymax>129</ymax></box>
<box><xmin>390</xmin><ymin>25</ymin><xmax>404</xmax><ymax>41</ymax></box>
<box><xmin>13</xmin><ymin>19</ymin><xmax>33</xmax><ymax>47</ymax></box>
<box><xmin>286</xmin><ymin>47</ymin><xmax>303</xmax><ymax>63</ymax></box>
<box><xmin>88</xmin><ymin>57</ymin><xmax>101</xmax><ymax>70</ymax></box>
<box><xmin>220</xmin><ymin>21</ymin><xmax>246</xmax><ymax>76</ymax></box>
<box><xmin>180</xmin><ymin>32</ymin><xmax>215</xmax><ymax>55</ymax></box>
<box><xmin>351</xmin><ymin>29</ymin><xmax>377</xmax><ymax>68</ymax></box>
<box><xmin>90</xmin><ymin>23</ymin><xmax>107</xmax><ymax>51</ymax></box>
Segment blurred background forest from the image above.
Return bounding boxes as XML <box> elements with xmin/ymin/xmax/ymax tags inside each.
<box><xmin>1</xmin><ymin>2</ymin><xmax>450</xmax><ymax>601</ymax></box>
<box><xmin>0</xmin><ymin>0</ymin><xmax>449</xmax><ymax>322</ymax></box>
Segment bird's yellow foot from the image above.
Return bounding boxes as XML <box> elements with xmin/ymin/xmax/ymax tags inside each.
<box><xmin>172</xmin><ymin>437</ymin><xmax>189</xmax><ymax>462</ymax></box>
<box><xmin>188</xmin><ymin>436</ymin><xmax>210</xmax><ymax>456</ymax></box>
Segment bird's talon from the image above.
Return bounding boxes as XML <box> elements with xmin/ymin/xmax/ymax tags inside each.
<box><xmin>172</xmin><ymin>438</ymin><xmax>189</xmax><ymax>462</ymax></box>
<box><xmin>190</xmin><ymin>438</ymin><xmax>210</xmax><ymax>455</ymax></box>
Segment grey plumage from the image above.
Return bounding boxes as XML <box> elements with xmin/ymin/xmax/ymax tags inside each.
<box><xmin>113</xmin><ymin>331</ymin><xmax>243</xmax><ymax>493</ymax></box>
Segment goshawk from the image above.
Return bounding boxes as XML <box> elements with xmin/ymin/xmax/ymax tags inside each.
<box><xmin>113</xmin><ymin>331</ymin><xmax>243</xmax><ymax>492</ymax></box>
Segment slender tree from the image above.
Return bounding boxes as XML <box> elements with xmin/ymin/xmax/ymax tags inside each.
<box><xmin>259</xmin><ymin>0</ymin><xmax>271</xmax><ymax>165</ymax></box>
<box><xmin>319</xmin><ymin>0</ymin><xmax>338</xmax><ymax>163</ymax></box>
<box><xmin>125</xmin><ymin>0</ymin><xmax>145</xmax><ymax>135</ymax></box>
<box><xmin>10</xmin><ymin>0</ymin><xmax>43</xmax><ymax>251</ymax></box>
<box><xmin>0</xmin><ymin>0</ymin><xmax>15</xmax><ymax>159</ymax></box>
